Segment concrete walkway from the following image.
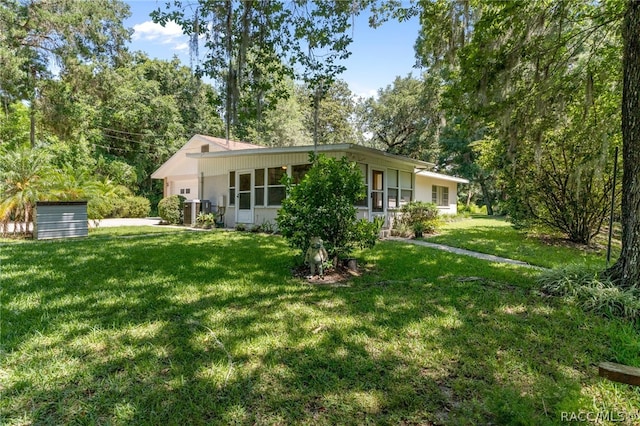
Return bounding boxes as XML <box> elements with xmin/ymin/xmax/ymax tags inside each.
<box><xmin>386</xmin><ymin>237</ymin><xmax>545</xmax><ymax>269</ymax></box>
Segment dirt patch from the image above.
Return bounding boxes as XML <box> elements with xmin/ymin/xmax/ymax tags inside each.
<box><xmin>292</xmin><ymin>264</ymin><xmax>361</xmax><ymax>285</ymax></box>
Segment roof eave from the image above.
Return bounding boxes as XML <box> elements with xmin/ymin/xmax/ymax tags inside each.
<box><xmin>186</xmin><ymin>143</ymin><xmax>434</xmax><ymax>168</ymax></box>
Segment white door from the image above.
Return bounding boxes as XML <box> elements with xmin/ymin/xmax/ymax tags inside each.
<box><xmin>236</xmin><ymin>171</ymin><xmax>253</xmax><ymax>223</ymax></box>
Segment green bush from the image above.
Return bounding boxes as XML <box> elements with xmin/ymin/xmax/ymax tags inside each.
<box><xmin>158</xmin><ymin>195</ymin><xmax>186</xmax><ymax>225</ymax></box>
<box><xmin>110</xmin><ymin>197</ymin><xmax>130</xmax><ymax>218</ymax></box>
<box><xmin>126</xmin><ymin>196</ymin><xmax>150</xmax><ymax>218</ymax></box>
<box><xmin>195</xmin><ymin>212</ymin><xmax>215</xmax><ymax>228</ymax></box>
<box><xmin>538</xmin><ymin>265</ymin><xmax>640</xmax><ymax>321</ymax></box>
<box><xmin>398</xmin><ymin>201</ymin><xmax>441</xmax><ymax>237</ymax></box>
<box><xmin>276</xmin><ymin>153</ymin><xmax>379</xmax><ymax>260</ymax></box>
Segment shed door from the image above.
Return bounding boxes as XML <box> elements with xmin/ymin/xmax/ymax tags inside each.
<box><xmin>236</xmin><ymin>171</ymin><xmax>253</xmax><ymax>223</ymax></box>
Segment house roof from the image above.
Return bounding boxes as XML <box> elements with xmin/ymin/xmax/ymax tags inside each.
<box><xmin>153</xmin><ymin>135</ymin><xmax>469</xmax><ymax>183</ymax></box>
<box><xmin>151</xmin><ymin>134</ymin><xmax>263</xmax><ymax>179</ymax></box>
<box><xmin>417</xmin><ymin>170</ymin><xmax>469</xmax><ymax>184</ymax></box>
<box><xmin>194</xmin><ymin>134</ymin><xmax>265</xmax><ymax>151</ymax></box>
<box><xmin>186</xmin><ymin>143</ymin><xmax>435</xmax><ymax>169</ymax></box>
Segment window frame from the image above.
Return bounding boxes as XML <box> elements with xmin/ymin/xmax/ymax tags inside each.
<box><xmin>432</xmin><ymin>185</ymin><xmax>450</xmax><ymax>207</ymax></box>
<box><xmin>267</xmin><ymin>166</ymin><xmax>288</xmax><ymax>206</ymax></box>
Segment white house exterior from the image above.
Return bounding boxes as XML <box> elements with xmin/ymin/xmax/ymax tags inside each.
<box><xmin>151</xmin><ymin>134</ymin><xmax>264</xmax><ymax>200</ymax></box>
<box><xmin>152</xmin><ymin>135</ymin><xmax>469</xmax><ymax>228</ymax></box>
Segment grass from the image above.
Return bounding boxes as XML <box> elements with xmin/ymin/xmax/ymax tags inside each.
<box><xmin>2</xmin><ymin>229</ymin><xmax>639</xmax><ymax>424</ymax></box>
<box><xmin>425</xmin><ymin>216</ymin><xmax>620</xmax><ymax>269</ymax></box>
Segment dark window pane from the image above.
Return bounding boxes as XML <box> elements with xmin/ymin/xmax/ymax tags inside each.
<box><xmin>268</xmin><ymin>167</ymin><xmax>287</xmax><ymax>185</ymax></box>
<box><xmin>239</xmin><ymin>173</ymin><xmax>251</xmax><ymax>191</ymax></box>
<box><xmin>201</xmin><ymin>144</ymin><xmax>209</xmax><ymax>153</ymax></box>
<box><xmin>268</xmin><ymin>186</ymin><xmax>286</xmax><ymax>206</ymax></box>
<box><xmin>388</xmin><ymin>188</ymin><xmax>398</xmax><ymax>209</ymax></box>
<box><xmin>401</xmin><ymin>189</ymin><xmax>412</xmax><ymax>206</ymax></box>
<box><xmin>255</xmin><ymin>187</ymin><xmax>264</xmax><ymax>206</ymax></box>
<box><xmin>372</xmin><ymin>192</ymin><xmax>384</xmax><ymax>212</ymax></box>
<box><xmin>255</xmin><ymin>169</ymin><xmax>264</xmax><ymax>187</ymax></box>
<box><xmin>239</xmin><ymin>192</ymin><xmax>251</xmax><ymax>209</ymax></box>
<box><xmin>229</xmin><ymin>189</ymin><xmax>235</xmax><ymax>206</ymax></box>
<box><xmin>292</xmin><ymin>164</ymin><xmax>311</xmax><ymax>184</ymax></box>
<box><xmin>229</xmin><ymin>171</ymin><xmax>236</xmax><ymax>188</ymax></box>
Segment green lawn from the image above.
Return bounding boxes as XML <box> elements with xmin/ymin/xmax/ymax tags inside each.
<box><xmin>2</xmin><ymin>229</ymin><xmax>639</xmax><ymax>425</ymax></box>
<box><xmin>426</xmin><ymin>216</ymin><xmax>620</xmax><ymax>269</ymax></box>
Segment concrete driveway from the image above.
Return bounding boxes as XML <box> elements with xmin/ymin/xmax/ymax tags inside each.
<box><xmin>92</xmin><ymin>217</ymin><xmax>163</xmax><ymax>228</ymax></box>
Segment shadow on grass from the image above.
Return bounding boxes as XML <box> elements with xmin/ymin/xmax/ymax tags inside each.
<box><xmin>2</xmin><ymin>232</ymin><xmax>636</xmax><ymax>424</ymax></box>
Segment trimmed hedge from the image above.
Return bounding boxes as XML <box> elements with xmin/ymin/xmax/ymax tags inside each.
<box><xmin>158</xmin><ymin>195</ymin><xmax>186</xmax><ymax>224</ymax></box>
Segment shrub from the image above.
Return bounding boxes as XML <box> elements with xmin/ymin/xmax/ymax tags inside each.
<box><xmin>196</xmin><ymin>212</ymin><xmax>215</xmax><ymax>228</ymax></box>
<box><xmin>398</xmin><ymin>201</ymin><xmax>440</xmax><ymax>237</ymax></box>
<box><xmin>126</xmin><ymin>196</ymin><xmax>150</xmax><ymax>218</ymax></box>
<box><xmin>158</xmin><ymin>195</ymin><xmax>186</xmax><ymax>225</ymax></box>
<box><xmin>538</xmin><ymin>265</ymin><xmax>640</xmax><ymax>321</ymax></box>
<box><xmin>110</xmin><ymin>197</ymin><xmax>130</xmax><ymax>218</ymax></box>
<box><xmin>276</xmin><ymin>153</ymin><xmax>379</xmax><ymax>260</ymax></box>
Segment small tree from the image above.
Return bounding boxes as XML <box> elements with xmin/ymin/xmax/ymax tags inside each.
<box><xmin>277</xmin><ymin>153</ymin><xmax>379</xmax><ymax>262</ymax></box>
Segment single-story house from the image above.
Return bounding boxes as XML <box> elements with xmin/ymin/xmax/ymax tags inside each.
<box><xmin>151</xmin><ymin>134</ymin><xmax>469</xmax><ymax>228</ymax></box>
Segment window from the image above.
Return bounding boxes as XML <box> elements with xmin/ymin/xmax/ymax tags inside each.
<box><xmin>201</xmin><ymin>144</ymin><xmax>209</xmax><ymax>153</ymax></box>
<box><xmin>388</xmin><ymin>169</ymin><xmax>398</xmax><ymax>209</ymax></box>
<box><xmin>432</xmin><ymin>185</ymin><xmax>449</xmax><ymax>207</ymax></box>
<box><xmin>185</xmin><ymin>188</ymin><xmax>190</xmax><ymax>194</ymax></box>
<box><xmin>229</xmin><ymin>171</ymin><xmax>236</xmax><ymax>206</ymax></box>
<box><xmin>268</xmin><ymin>167</ymin><xmax>287</xmax><ymax>206</ymax></box>
<box><xmin>292</xmin><ymin>164</ymin><xmax>311</xmax><ymax>184</ymax></box>
<box><xmin>180</xmin><ymin>188</ymin><xmax>184</xmax><ymax>194</ymax></box>
<box><xmin>254</xmin><ymin>168</ymin><xmax>265</xmax><ymax>206</ymax></box>
<box><xmin>400</xmin><ymin>171</ymin><xmax>413</xmax><ymax>206</ymax></box>
<box><xmin>372</xmin><ymin>170</ymin><xmax>384</xmax><ymax>212</ymax></box>
<box><xmin>355</xmin><ymin>163</ymin><xmax>368</xmax><ymax>207</ymax></box>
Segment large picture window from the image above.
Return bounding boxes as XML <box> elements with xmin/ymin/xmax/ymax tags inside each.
<box><xmin>268</xmin><ymin>167</ymin><xmax>287</xmax><ymax>206</ymax></box>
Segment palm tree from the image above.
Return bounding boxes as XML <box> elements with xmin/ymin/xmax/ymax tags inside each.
<box><xmin>0</xmin><ymin>148</ymin><xmax>50</xmax><ymax>235</ymax></box>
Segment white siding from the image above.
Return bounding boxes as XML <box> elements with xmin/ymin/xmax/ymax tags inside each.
<box><xmin>415</xmin><ymin>174</ymin><xmax>459</xmax><ymax>214</ymax></box>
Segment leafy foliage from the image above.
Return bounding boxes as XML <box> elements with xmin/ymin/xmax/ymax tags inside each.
<box><xmin>398</xmin><ymin>201</ymin><xmax>440</xmax><ymax>237</ymax></box>
<box><xmin>539</xmin><ymin>265</ymin><xmax>640</xmax><ymax>322</ymax></box>
<box><xmin>276</xmin><ymin>153</ymin><xmax>378</xmax><ymax>260</ymax></box>
<box><xmin>158</xmin><ymin>195</ymin><xmax>186</xmax><ymax>225</ymax></box>
<box><xmin>358</xmin><ymin>74</ymin><xmax>442</xmax><ymax>162</ymax></box>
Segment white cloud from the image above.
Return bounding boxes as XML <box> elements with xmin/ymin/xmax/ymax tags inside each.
<box><xmin>173</xmin><ymin>43</ymin><xmax>189</xmax><ymax>52</ymax></box>
<box><xmin>132</xmin><ymin>20</ymin><xmax>184</xmax><ymax>43</ymax></box>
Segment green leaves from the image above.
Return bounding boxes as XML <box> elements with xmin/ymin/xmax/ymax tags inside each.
<box><xmin>276</xmin><ymin>153</ymin><xmax>375</xmax><ymax>260</ymax></box>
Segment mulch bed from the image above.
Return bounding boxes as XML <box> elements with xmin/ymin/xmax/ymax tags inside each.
<box><xmin>292</xmin><ymin>264</ymin><xmax>361</xmax><ymax>285</ymax></box>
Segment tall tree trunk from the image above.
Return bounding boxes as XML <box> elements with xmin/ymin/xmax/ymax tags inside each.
<box><xmin>479</xmin><ymin>179</ymin><xmax>494</xmax><ymax>215</ymax></box>
<box><xmin>606</xmin><ymin>0</ymin><xmax>640</xmax><ymax>287</ymax></box>
<box><xmin>30</xmin><ymin>67</ymin><xmax>37</xmax><ymax>148</ymax></box>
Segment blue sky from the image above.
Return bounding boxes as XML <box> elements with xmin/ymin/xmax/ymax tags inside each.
<box><xmin>123</xmin><ymin>1</ymin><xmax>422</xmax><ymax>98</ymax></box>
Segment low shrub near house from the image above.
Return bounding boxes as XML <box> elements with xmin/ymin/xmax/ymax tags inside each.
<box><xmin>398</xmin><ymin>201</ymin><xmax>441</xmax><ymax>237</ymax></box>
<box><xmin>158</xmin><ymin>195</ymin><xmax>186</xmax><ymax>224</ymax></box>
